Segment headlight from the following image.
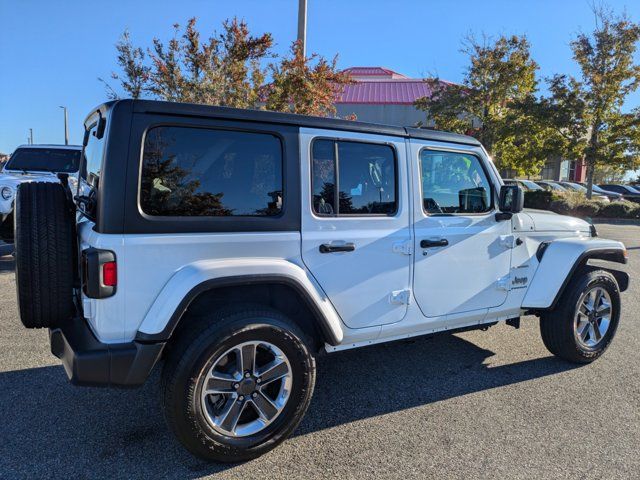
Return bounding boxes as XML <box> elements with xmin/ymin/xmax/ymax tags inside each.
<box><xmin>67</xmin><ymin>176</ymin><xmax>78</xmax><ymax>191</ymax></box>
<box><xmin>0</xmin><ymin>186</ymin><xmax>13</xmax><ymax>201</ymax></box>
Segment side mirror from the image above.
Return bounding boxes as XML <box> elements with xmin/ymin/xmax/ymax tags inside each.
<box><xmin>498</xmin><ymin>185</ymin><xmax>524</xmax><ymax>215</ymax></box>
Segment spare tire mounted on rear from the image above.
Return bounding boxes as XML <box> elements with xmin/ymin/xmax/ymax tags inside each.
<box><xmin>14</xmin><ymin>182</ymin><xmax>76</xmax><ymax>329</ymax></box>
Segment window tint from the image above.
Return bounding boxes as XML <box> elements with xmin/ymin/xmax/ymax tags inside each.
<box><xmin>140</xmin><ymin>126</ymin><xmax>283</xmax><ymax>217</ymax></box>
<box><xmin>311</xmin><ymin>140</ymin><xmax>336</xmax><ymax>215</ymax></box>
<box><xmin>420</xmin><ymin>150</ymin><xmax>492</xmax><ymax>214</ymax></box>
<box><xmin>82</xmin><ymin>123</ymin><xmax>105</xmax><ymax>188</ymax></box>
<box><xmin>312</xmin><ymin>139</ymin><xmax>397</xmax><ymax>216</ymax></box>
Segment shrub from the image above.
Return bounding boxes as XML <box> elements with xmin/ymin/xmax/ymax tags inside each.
<box><xmin>598</xmin><ymin>201</ymin><xmax>636</xmax><ymax>218</ymax></box>
<box><xmin>631</xmin><ymin>205</ymin><xmax>640</xmax><ymax>219</ymax></box>
<box><xmin>572</xmin><ymin>201</ymin><xmax>601</xmax><ymax>219</ymax></box>
<box><xmin>549</xmin><ymin>198</ymin><xmax>573</xmax><ymax>215</ymax></box>
<box><xmin>524</xmin><ymin>190</ymin><xmax>552</xmax><ymax>210</ymax></box>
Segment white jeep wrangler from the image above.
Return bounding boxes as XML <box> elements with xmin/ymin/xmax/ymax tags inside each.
<box><xmin>0</xmin><ymin>144</ymin><xmax>81</xmax><ymax>243</ymax></box>
<box><xmin>14</xmin><ymin>100</ymin><xmax>628</xmax><ymax>462</ymax></box>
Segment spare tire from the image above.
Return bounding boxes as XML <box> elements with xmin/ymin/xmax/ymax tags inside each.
<box><xmin>14</xmin><ymin>182</ymin><xmax>76</xmax><ymax>328</ymax></box>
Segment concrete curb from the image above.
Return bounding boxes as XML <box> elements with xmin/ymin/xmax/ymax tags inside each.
<box><xmin>592</xmin><ymin>218</ymin><xmax>640</xmax><ymax>225</ymax></box>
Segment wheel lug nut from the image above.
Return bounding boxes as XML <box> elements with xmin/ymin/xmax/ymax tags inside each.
<box><xmin>252</xmin><ymin>392</ymin><xmax>257</xmax><ymax>398</ymax></box>
<box><xmin>238</xmin><ymin>395</ymin><xmax>244</xmax><ymax>402</ymax></box>
<box><xmin>244</xmin><ymin>372</ymin><xmax>251</xmax><ymax>378</ymax></box>
<box><xmin>256</xmin><ymin>378</ymin><xmax>261</xmax><ymax>384</ymax></box>
<box><xmin>234</xmin><ymin>383</ymin><xmax>239</xmax><ymax>389</ymax></box>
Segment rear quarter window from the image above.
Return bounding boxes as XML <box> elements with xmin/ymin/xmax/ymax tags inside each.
<box><xmin>140</xmin><ymin>126</ymin><xmax>283</xmax><ymax>217</ymax></box>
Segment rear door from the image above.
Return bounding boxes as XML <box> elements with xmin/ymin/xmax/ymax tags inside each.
<box><xmin>300</xmin><ymin>128</ymin><xmax>412</xmax><ymax>330</ymax></box>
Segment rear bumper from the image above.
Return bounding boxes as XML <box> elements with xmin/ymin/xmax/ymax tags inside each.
<box><xmin>50</xmin><ymin>318</ymin><xmax>165</xmax><ymax>387</ymax></box>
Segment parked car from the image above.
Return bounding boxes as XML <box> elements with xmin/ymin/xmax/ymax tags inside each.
<box><xmin>0</xmin><ymin>144</ymin><xmax>81</xmax><ymax>243</ymax></box>
<box><xmin>503</xmin><ymin>179</ymin><xmax>544</xmax><ymax>191</ymax></box>
<box><xmin>598</xmin><ymin>184</ymin><xmax>640</xmax><ymax>203</ymax></box>
<box><xmin>535</xmin><ymin>180</ymin><xmax>568</xmax><ymax>192</ymax></box>
<box><xmin>559</xmin><ymin>181</ymin><xmax>610</xmax><ymax>202</ymax></box>
<box><xmin>13</xmin><ymin>100</ymin><xmax>629</xmax><ymax>462</ymax></box>
<box><xmin>576</xmin><ymin>183</ymin><xmax>623</xmax><ymax>201</ymax></box>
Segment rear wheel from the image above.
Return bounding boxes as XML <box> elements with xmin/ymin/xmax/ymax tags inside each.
<box><xmin>161</xmin><ymin>307</ymin><xmax>316</xmax><ymax>462</ymax></box>
<box><xmin>540</xmin><ymin>269</ymin><xmax>620</xmax><ymax>363</ymax></box>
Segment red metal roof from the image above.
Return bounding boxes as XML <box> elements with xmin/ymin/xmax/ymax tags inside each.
<box><xmin>336</xmin><ymin>67</ymin><xmax>453</xmax><ymax>105</ymax></box>
<box><xmin>337</xmin><ymin>80</ymin><xmax>434</xmax><ymax>104</ymax></box>
<box><xmin>341</xmin><ymin>67</ymin><xmax>408</xmax><ymax>79</ymax></box>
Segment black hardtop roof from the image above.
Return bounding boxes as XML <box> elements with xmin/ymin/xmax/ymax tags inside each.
<box><xmin>94</xmin><ymin>99</ymin><xmax>482</xmax><ymax>147</ymax></box>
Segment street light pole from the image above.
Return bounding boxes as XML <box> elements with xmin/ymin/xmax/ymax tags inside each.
<box><xmin>59</xmin><ymin>106</ymin><xmax>69</xmax><ymax>145</ymax></box>
<box><xmin>29</xmin><ymin>128</ymin><xmax>33</xmax><ymax>145</ymax></box>
<box><xmin>297</xmin><ymin>0</ymin><xmax>307</xmax><ymax>57</ymax></box>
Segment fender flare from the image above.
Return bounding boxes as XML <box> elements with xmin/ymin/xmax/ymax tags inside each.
<box><xmin>522</xmin><ymin>238</ymin><xmax>628</xmax><ymax>311</ymax></box>
<box><xmin>134</xmin><ymin>259</ymin><xmax>344</xmax><ymax>346</ymax></box>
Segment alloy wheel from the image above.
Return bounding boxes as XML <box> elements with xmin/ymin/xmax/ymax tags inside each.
<box><xmin>199</xmin><ymin>341</ymin><xmax>292</xmax><ymax>437</ymax></box>
<box><xmin>573</xmin><ymin>286</ymin><xmax>612</xmax><ymax>348</ymax></box>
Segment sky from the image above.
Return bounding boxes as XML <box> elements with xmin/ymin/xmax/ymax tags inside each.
<box><xmin>1</xmin><ymin>0</ymin><xmax>639</xmax><ymax>155</ymax></box>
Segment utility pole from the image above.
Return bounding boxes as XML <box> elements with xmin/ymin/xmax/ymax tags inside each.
<box><xmin>29</xmin><ymin>128</ymin><xmax>33</xmax><ymax>145</ymax></box>
<box><xmin>59</xmin><ymin>106</ymin><xmax>69</xmax><ymax>145</ymax></box>
<box><xmin>297</xmin><ymin>0</ymin><xmax>307</xmax><ymax>57</ymax></box>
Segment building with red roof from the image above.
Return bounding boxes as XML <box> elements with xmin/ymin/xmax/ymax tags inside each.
<box><xmin>335</xmin><ymin>67</ymin><xmax>446</xmax><ymax>127</ymax></box>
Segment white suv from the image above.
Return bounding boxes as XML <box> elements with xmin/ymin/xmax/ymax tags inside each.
<box><xmin>13</xmin><ymin>100</ymin><xmax>629</xmax><ymax>462</ymax></box>
<box><xmin>0</xmin><ymin>144</ymin><xmax>81</xmax><ymax>242</ymax></box>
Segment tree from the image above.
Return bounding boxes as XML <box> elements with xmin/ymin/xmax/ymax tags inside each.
<box><xmin>101</xmin><ymin>30</ymin><xmax>150</xmax><ymax>100</ymax></box>
<box><xmin>540</xmin><ymin>7</ymin><xmax>640</xmax><ymax>197</ymax></box>
<box><xmin>415</xmin><ymin>35</ymin><xmax>551</xmax><ymax>176</ymax></box>
<box><xmin>105</xmin><ymin>18</ymin><xmax>351</xmax><ymax>117</ymax></box>
<box><xmin>106</xmin><ymin>18</ymin><xmax>273</xmax><ymax>107</ymax></box>
<box><xmin>265</xmin><ymin>41</ymin><xmax>352</xmax><ymax>117</ymax></box>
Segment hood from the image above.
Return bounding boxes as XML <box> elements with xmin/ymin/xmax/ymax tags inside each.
<box><xmin>0</xmin><ymin>170</ymin><xmax>59</xmax><ymax>188</ymax></box>
<box><xmin>0</xmin><ymin>171</ymin><xmax>78</xmax><ymax>215</ymax></box>
<box><xmin>523</xmin><ymin>209</ymin><xmax>591</xmax><ymax>233</ymax></box>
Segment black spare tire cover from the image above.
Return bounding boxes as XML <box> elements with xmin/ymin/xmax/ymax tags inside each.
<box><xmin>14</xmin><ymin>182</ymin><xmax>75</xmax><ymax>328</ymax></box>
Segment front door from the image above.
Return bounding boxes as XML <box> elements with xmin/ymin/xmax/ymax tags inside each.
<box><xmin>300</xmin><ymin>129</ymin><xmax>412</xmax><ymax>330</ymax></box>
<box><xmin>411</xmin><ymin>143</ymin><xmax>512</xmax><ymax>318</ymax></box>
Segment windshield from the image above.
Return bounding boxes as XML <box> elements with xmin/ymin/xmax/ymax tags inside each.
<box><xmin>520</xmin><ymin>180</ymin><xmax>543</xmax><ymax>191</ymax></box>
<box><xmin>625</xmin><ymin>185</ymin><xmax>640</xmax><ymax>194</ymax></box>
<box><xmin>564</xmin><ymin>182</ymin><xmax>587</xmax><ymax>192</ymax></box>
<box><xmin>6</xmin><ymin>148</ymin><xmax>80</xmax><ymax>173</ymax></box>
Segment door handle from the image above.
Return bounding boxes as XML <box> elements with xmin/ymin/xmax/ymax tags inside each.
<box><xmin>420</xmin><ymin>238</ymin><xmax>449</xmax><ymax>248</ymax></box>
<box><xmin>319</xmin><ymin>243</ymin><xmax>356</xmax><ymax>253</ymax></box>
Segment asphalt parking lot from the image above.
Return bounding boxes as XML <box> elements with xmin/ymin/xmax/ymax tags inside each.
<box><xmin>0</xmin><ymin>223</ymin><xmax>638</xmax><ymax>479</ymax></box>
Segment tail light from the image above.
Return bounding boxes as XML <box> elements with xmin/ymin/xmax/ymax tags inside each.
<box><xmin>82</xmin><ymin>249</ymin><xmax>117</xmax><ymax>298</ymax></box>
<box><xmin>102</xmin><ymin>261</ymin><xmax>117</xmax><ymax>287</ymax></box>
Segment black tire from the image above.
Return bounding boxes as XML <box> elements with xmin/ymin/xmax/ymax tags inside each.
<box><xmin>161</xmin><ymin>306</ymin><xmax>316</xmax><ymax>462</ymax></box>
<box><xmin>540</xmin><ymin>268</ymin><xmax>621</xmax><ymax>363</ymax></box>
<box><xmin>14</xmin><ymin>182</ymin><xmax>75</xmax><ymax>329</ymax></box>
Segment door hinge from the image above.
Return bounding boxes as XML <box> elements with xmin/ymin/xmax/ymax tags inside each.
<box><xmin>499</xmin><ymin>235</ymin><xmax>516</xmax><ymax>249</ymax></box>
<box><xmin>392</xmin><ymin>240</ymin><xmax>413</xmax><ymax>255</ymax></box>
<box><xmin>389</xmin><ymin>289</ymin><xmax>411</xmax><ymax>305</ymax></box>
<box><xmin>496</xmin><ymin>275</ymin><xmax>510</xmax><ymax>291</ymax></box>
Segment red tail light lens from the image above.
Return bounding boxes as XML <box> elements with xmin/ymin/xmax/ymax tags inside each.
<box><xmin>102</xmin><ymin>261</ymin><xmax>117</xmax><ymax>287</ymax></box>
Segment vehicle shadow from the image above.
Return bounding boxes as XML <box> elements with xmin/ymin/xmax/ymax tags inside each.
<box><xmin>0</xmin><ymin>333</ymin><xmax>578</xmax><ymax>478</ymax></box>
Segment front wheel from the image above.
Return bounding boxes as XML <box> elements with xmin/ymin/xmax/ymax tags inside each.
<box><xmin>540</xmin><ymin>269</ymin><xmax>621</xmax><ymax>363</ymax></box>
<box><xmin>161</xmin><ymin>307</ymin><xmax>316</xmax><ymax>462</ymax></box>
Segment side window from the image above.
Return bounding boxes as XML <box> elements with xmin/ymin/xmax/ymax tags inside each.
<box><xmin>311</xmin><ymin>139</ymin><xmax>397</xmax><ymax>216</ymax></box>
<box><xmin>311</xmin><ymin>140</ymin><xmax>336</xmax><ymax>214</ymax></box>
<box><xmin>420</xmin><ymin>150</ymin><xmax>493</xmax><ymax>214</ymax></box>
<box><xmin>140</xmin><ymin>126</ymin><xmax>283</xmax><ymax>217</ymax></box>
<box><xmin>82</xmin><ymin>123</ymin><xmax>105</xmax><ymax>189</ymax></box>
